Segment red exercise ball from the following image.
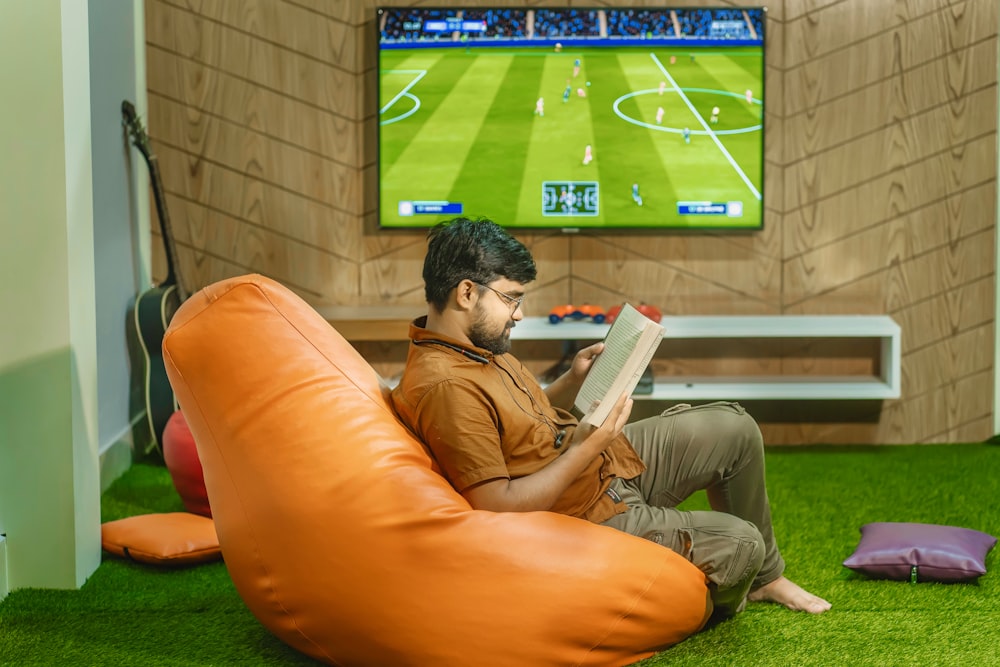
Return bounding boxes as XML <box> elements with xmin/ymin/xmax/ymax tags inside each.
<box><xmin>162</xmin><ymin>410</ymin><xmax>212</xmax><ymax>517</ymax></box>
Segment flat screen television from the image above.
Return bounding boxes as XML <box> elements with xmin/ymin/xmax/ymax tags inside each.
<box><xmin>377</xmin><ymin>7</ymin><xmax>765</xmax><ymax>231</ymax></box>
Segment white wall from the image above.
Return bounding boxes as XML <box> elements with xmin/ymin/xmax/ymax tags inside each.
<box><xmin>89</xmin><ymin>0</ymin><xmax>148</xmax><ymax>470</ymax></box>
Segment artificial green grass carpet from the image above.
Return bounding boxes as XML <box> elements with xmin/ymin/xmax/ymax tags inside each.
<box><xmin>1</xmin><ymin>444</ymin><xmax>998</xmax><ymax>666</ymax></box>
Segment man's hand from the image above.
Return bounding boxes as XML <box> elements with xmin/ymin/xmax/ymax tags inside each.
<box><xmin>544</xmin><ymin>341</ymin><xmax>605</xmax><ymax>410</ymax></box>
<box><xmin>571</xmin><ymin>392</ymin><xmax>633</xmax><ymax>453</ymax></box>
<box><xmin>570</xmin><ymin>342</ymin><xmax>604</xmax><ymax>382</ymax></box>
<box><xmin>461</xmin><ymin>393</ymin><xmax>632</xmax><ymax>514</ymax></box>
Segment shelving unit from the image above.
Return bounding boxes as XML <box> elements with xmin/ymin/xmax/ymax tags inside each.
<box><xmin>511</xmin><ymin>315</ymin><xmax>901</xmax><ymax>400</ymax></box>
<box><xmin>321</xmin><ymin>309</ymin><xmax>901</xmax><ymax>401</ymax></box>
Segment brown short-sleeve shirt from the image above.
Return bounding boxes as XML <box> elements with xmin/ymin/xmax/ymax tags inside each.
<box><xmin>390</xmin><ymin>318</ymin><xmax>645</xmax><ymax>523</ymax></box>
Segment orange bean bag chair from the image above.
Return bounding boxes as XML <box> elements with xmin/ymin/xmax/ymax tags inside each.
<box><xmin>162</xmin><ymin>274</ymin><xmax>710</xmax><ymax>667</ymax></box>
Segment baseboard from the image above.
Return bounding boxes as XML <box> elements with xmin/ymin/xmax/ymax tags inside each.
<box><xmin>99</xmin><ymin>414</ymin><xmax>145</xmax><ymax>493</ymax></box>
<box><xmin>0</xmin><ymin>534</ymin><xmax>8</xmax><ymax>602</ymax></box>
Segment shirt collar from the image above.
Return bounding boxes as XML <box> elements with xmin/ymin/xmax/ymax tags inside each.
<box><xmin>408</xmin><ymin>316</ymin><xmax>495</xmax><ymax>361</ymax></box>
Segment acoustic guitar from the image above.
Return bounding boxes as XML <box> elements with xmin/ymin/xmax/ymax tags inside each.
<box><xmin>122</xmin><ymin>99</ymin><xmax>189</xmax><ymax>457</ymax></box>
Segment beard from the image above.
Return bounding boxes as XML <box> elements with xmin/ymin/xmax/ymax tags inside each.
<box><xmin>468</xmin><ymin>306</ymin><xmax>513</xmax><ymax>356</ymax></box>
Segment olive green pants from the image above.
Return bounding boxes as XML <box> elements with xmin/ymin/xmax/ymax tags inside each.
<box><xmin>602</xmin><ymin>401</ymin><xmax>785</xmax><ymax>620</ymax></box>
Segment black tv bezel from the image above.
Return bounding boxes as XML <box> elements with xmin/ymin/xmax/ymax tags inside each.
<box><xmin>374</xmin><ymin>5</ymin><xmax>767</xmax><ymax>234</ymax></box>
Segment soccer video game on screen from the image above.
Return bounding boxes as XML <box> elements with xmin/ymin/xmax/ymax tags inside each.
<box><xmin>377</xmin><ymin>7</ymin><xmax>765</xmax><ymax>231</ymax></box>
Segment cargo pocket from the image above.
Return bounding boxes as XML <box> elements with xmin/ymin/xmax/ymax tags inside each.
<box><xmin>660</xmin><ymin>401</ymin><xmax>745</xmax><ymax>417</ymax></box>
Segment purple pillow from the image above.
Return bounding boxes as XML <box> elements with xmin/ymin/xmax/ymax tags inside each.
<box><xmin>843</xmin><ymin>522</ymin><xmax>997</xmax><ymax>583</ymax></box>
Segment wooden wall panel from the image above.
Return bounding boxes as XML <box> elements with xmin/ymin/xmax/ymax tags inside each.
<box><xmin>902</xmin><ymin>323</ymin><xmax>994</xmax><ymax>396</ymax></box>
<box><xmin>784</xmin><ymin>38</ymin><xmax>998</xmax><ymax>160</ymax></box>
<box><xmin>784</xmin><ymin>0</ymin><xmax>967</xmax><ymax>62</ymax></box>
<box><xmin>783</xmin><ymin>133</ymin><xmax>996</xmax><ymax>253</ymax></box>
<box><xmin>892</xmin><ymin>274</ymin><xmax>993</xmax><ymax>351</ymax></box>
<box><xmin>783</xmin><ymin>183</ymin><xmax>996</xmax><ymax>297</ymax></box>
<box><xmin>147</xmin><ymin>0</ymin><xmax>362</xmax><ymax>120</ymax></box>
<box><xmin>154</xmin><ymin>143</ymin><xmax>362</xmax><ymax>259</ymax></box>
<box><xmin>144</xmin><ymin>0</ymin><xmax>998</xmax><ymax>444</ymax></box>
<box><xmin>783</xmin><ymin>86</ymin><xmax>996</xmax><ymax>210</ymax></box>
<box><xmin>146</xmin><ymin>48</ymin><xmax>364</xmax><ymax>169</ymax></box>
<box><xmin>784</xmin><ymin>229</ymin><xmax>994</xmax><ymax>313</ymax></box>
<box><xmin>783</xmin><ymin>1</ymin><xmax>995</xmax><ymax>115</ymax></box>
<box><xmin>160</xmin><ymin>0</ymin><xmax>363</xmax><ymax>71</ymax></box>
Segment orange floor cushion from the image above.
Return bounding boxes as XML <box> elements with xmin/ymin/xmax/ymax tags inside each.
<box><xmin>162</xmin><ymin>274</ymin><xmax>710</xmax><ymax>667</ymax></box>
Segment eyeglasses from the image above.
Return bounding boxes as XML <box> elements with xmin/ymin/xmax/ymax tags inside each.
<box><xmin>474</xmin><ymin>281</ymin><xmax>524</xmax><ymax>313</ymax></box>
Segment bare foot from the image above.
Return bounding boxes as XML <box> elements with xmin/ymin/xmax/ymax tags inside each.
<box><xmin>747</xmin><ymin>576</ymin><xmax>831</xmax><ymax>614</ymax></box>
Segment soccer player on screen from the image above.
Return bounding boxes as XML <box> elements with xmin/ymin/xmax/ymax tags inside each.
<box><xmin>683</xmin><ymin>127</ymin><xmax>691</xmax><ymax>144</ymax></box>
<box><xmin>563</xmin><ymin>80</ymin><xmax>572</xmax><ymax>103</ymax></box>
<box><xmin>583</xmin><ymin>144</ymin><xmax>593</xmax><ymax>165</ymax></box>
<box><xmin>746</xmin><ymin>88</ymin><xmax>754</xmax><ymax>104</ymax></box>
<box><xmin>535</xmin><ymin>97</ymin><xmax>544</xmax><ymax>117</ymax></box>
<box><xmin>573</xmin><ymin>58</ymin><xmax>581</xmax><ymax>78</ymax></box>
<box><xmin>632</xmin><ymin>183</ymin><xmax>643</xmax><ymax>206</ymax></box>
<box><xmin>710</xmin><ymin>106</ymin><xmax>720</xmax><ymax>124</ymax></box>
<box><xmin>658</xmin><ymin>81</ymin><xmax>667</xmax><ymax>95</ymax></box>
<box><xmin>655</xmin><ymin>107</ymin><xmax>664</xmax><ymax>125</ymax></box>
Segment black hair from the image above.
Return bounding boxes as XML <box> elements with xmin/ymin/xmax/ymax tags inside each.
<box><xmin>423</xmin><ymin>216</ymin><xmax>537</xmax><ymax>311</ymax></box>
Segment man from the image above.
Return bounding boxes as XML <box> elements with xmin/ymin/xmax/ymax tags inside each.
<box><xmin>632</xmin><ymin>183</ymin><xmax>643</xmax><ymax>206</ymax></box>
<box><xmin>390</xmin><ymin>217</ymin><xmax>830</xmax><ymax>621</ymax></box>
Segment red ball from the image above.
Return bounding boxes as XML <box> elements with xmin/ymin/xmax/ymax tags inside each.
<box><xmin>162</xmin><ymin>410</ymin><xmax>212</xmax><ymax>517</ymax></box>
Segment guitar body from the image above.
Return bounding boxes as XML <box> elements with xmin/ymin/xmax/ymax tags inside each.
<box><xmin>133</xmin><ymin>283</ymin><xmax>181</xmax><ymax>456</ymax></box>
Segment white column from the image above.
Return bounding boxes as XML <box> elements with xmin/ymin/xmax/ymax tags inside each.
<box><xmin>0</xmin><ymin>0</ymin><xmax>101</xmax><ymax>592</ymax></box>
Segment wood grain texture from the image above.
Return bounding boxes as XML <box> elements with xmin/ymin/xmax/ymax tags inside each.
<box><xmin>147</xmin><ymin>0</ymin><xmax>362</xmax><ymax>118</ymax></box>
<box><xmin>782</xmin><ymin>87</ymin><xmax>996</xmax><ymax>210</ymax></box>
<box><xmin>783</xmin><ymin>133</ymin><xmax>996</xmax><ymax>254</ymax></box>
<box><xmin>783</xmin><ymin>183</ymin><xmax>996</xmax><ymax>298</ymax></box>
<box><xmin>783</xmin><ymin>0</ymin><xmax>996</xmax><ymax>115</ymax></box>
<box><xmin>143</xmin><ymin>0</ymin><xmax>998</xmax><ymax>443</ymax></box>
<box><xmin>783</xmin><ymin>0</ymin><xmax>968</xmax><ymax>64</ymax></box>
<box><xmin>784</xmin><ymin>37</ymin><xmax>998</xmax><ymax>160</ymax></box>
<box><xmin>158</xmin><ymin>0</ymin><xmax>362</xmax><ymax>71</ymax></box>
<box><xmin>146</xmin><ymin>47</ymin><xmax>364</xmax><ymax>167</ymax></box>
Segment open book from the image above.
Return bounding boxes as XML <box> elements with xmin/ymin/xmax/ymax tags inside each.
<box><xmin>575</xmin><ymin>303</ymin><xmax>665</xmax><ymax>427</ymax></box>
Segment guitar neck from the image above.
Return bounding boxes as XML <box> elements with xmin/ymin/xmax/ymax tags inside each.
<box><xmin>146</xmin><ymin>154</ymin><xmax>189</xmax><ymax>302</ymax></box>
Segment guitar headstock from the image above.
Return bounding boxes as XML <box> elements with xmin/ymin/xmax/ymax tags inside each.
<box><xmin>121</xmin><ymin>99</ymin><xmax>152</xmax><ymax>159</ymax></box>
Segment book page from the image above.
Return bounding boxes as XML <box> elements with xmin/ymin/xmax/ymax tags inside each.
<box><xmin>575</xmin><ymin>304</ymin><xmax>664</xmax><ymax>426</ymax></box>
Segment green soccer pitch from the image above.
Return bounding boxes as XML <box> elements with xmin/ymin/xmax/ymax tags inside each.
<box><xmin>378</xmin><ymin>45</ymin><xmax>763</xmax><ymax>230</ymax></box>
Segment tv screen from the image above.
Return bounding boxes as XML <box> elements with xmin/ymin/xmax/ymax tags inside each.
<box><xmin>377</xmin><ymin>7</ymin><xmax>765</xmax><ymax>231</ymax></box>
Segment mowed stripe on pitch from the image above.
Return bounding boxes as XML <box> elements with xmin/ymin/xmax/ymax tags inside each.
<box><xmin>515</xmin><ymin>52</ymin><xmax>597</xmax><ymax>225</ymax></box>
<box><xmin>382</xmin><ymin>53</ymin><xmax>514</xmax><ymax>208</ymax></box>
<box><xmin>447</xmin><ymin>51</ymin><xmax>546</xmax><ymax>223</ymax></box>
<box><xmin>628</xmin><ymin>52</ymin><xmax>757</xmax><ymax>210</ymax></box>
<box><xmin>679</xmin><ymin>54</ymin><xmax>763</xmax><ymax>186</ymax></box>
<box><xmin>378</xmin><ymin>51</ymin><xmax>449</xmax><ymax>169</ymax></box>
<box><xmin>591</xmin><ymin>50</ymin><xmax>675</xmax><ymax>224</ymax></box>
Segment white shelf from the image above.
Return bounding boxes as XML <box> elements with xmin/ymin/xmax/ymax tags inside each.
<box><xmin>512</xmin><ymin>315</ymin><xmax>901</xmax><ymax>401</ymax></box>
<box><xmin>644</xmin><ymin>377</ymin><xmax>898</xmax><ymax>401</ymax></box>
<box><xmin>510</xmin><ymin>315</ymin><xmax>900</xmax><ymax>340</ymax></box>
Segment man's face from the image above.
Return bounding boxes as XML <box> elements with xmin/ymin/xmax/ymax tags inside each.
<box><xmin>468</xmin><ymin>280</ymin><xmax>524</xmax><ymax>355</ymax></box>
